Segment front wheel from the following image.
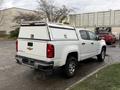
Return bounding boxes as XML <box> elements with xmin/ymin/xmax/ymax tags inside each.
<box><xmin>64</xmin><ymin>56</ymin><xmax>77</xmax><ymax>78</ymax></box>
<box><xmin>97</xmin><ymin>48</ymin><xmax>106</xmax><ymax>62</ymax></box>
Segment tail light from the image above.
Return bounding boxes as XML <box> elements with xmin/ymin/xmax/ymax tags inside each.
<box><xmin>16</xmin><ymin>40</ymin><xmax>18</xmax><ymax>52</ymax></box>
<box><xmin>47</xmin><ymin>44</ymin><xmax>54</xmax><ymax>58</ymax></box>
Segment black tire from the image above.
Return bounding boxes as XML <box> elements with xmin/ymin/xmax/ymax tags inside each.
<box><xmin>97</xmin><ymin>48</ymin><xmax>106</xmax><ymax>62</ymax></box>
<box><xmin>107</xmin><ymin>42</ymin><xmax>112</xmax><ymax>45</ymax></box>
<box><xmin>34</xmin><ymin>68</ymin><xmax>39</xmax><ymax>71</ymax></box>
<box><xmin>64</xmin><ymin>56</ymin><xmax>77</xmax><ymax>78</ymax></box>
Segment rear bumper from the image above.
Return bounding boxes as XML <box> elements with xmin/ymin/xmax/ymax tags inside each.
<box><xmin>15</xmin><ymin>55</ymin><xmax>54</xmax><ymax>71</ymax></box>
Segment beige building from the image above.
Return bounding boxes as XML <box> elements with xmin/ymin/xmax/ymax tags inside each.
<box><xmin>69</xmin><ymin>10</ymin><xmax>120</xmax><ymax>39</ymax></box>
<box><xmin>0</xmin><ymin>7</ymin><xmax>38</xmax><ymax>34</ymax></box>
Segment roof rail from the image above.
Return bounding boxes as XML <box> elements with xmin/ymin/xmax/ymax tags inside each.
<box><xmin>21</xmin><ymin>21</ymin><xmax>47</xmax><ymax>26</ymax></box>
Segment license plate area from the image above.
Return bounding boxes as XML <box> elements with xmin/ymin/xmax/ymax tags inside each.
<box><xmin>16</xmin><ymin>57</ymin><xmax>22</xmax><ymax>61</ymax></box>
<box><xmin>22</xmin><ymin>58</ymin><xmax>34</xmax><ymax>66</ymax></box>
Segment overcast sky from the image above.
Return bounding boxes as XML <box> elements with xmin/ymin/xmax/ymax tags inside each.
<box><xmin>1</xmin><ymin>0</ymin><xmax>120</xmax><ymax>13</ymax></box>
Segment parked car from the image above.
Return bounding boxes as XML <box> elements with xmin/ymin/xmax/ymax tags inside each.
<box><xmin>95</xmin><ymin>27</ymin><xmax>116</xmax><ymax>45</ymax></box>
<box><xmin>16</xmin><ymin>21</ymin><xmax>106</xmax><ymax>78</ymax></box>
<box><xmin>98</xmin><ymin>32</ymin><xmax>116</xmax><ymax>45</ymax></box>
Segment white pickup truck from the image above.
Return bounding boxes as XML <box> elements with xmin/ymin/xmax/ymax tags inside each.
<box><xmin>16</xmin><ymin>22</ymin><xmax>106</xmax><ymax>78</ymax></box>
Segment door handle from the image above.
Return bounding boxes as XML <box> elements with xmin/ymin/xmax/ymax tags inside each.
<box><xmin>28</xmin><ymin>42</ymin><xmax>33</xmax><ymax>46</ymax></box>
<box><xmin>91</xmin><ymin>42</ymin><xmax>94</xmax><ymax>45</ymax></box>
<box><xmin>82</xmin><ymin>43</ymin><xmax>85</xmax><ymax>45</ymax></box>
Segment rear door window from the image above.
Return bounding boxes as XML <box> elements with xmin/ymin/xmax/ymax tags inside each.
<box><xmin>79</xmin><ymin>30</ymin><xmax>89</xmax><ymax>40</ymax></box>
<box><xmin>88</xmin><ymin>31</ymin><xmax>97</xmax><ymax>40</ymax></box>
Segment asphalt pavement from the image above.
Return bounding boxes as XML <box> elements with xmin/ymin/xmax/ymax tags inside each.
<box><xmin>0</xmin><ymin>40</ymin><xmax>120</xmax><ymax>90</ymax></box>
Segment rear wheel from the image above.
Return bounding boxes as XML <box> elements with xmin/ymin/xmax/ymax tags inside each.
<box><xmin>64</xmin><ymin>56</ymin><xmax>77</xmax><ymax>78</ymax></box>
<box><xmin>97</xmin><ymin>48</ymin><xmax>106</xmax><ymax>62</ymax></box>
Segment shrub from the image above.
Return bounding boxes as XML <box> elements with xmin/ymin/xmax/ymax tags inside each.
<box><xmin>10</xmin><ymin>28</ymin><xmax>19</xmax><ymax>38</ymax></box>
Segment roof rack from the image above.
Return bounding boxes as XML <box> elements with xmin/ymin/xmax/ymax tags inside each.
<box><xmin>21</xmin><ymin>21</ymin><xmax>47</xmax><ymax>26</ymax></box>
<box><xmin>20</xmin><ymin>21</ymin><xmax>74</xmax><ymax>30</ymax></box>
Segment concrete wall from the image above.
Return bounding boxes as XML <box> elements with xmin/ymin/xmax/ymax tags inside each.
<box><xmin>112</xmin><ymin>27</ymin><xmax>120</xmax><ymax>40</ymax></box>
<box><xmin>69</xmin><ymin>10</ymin><xmax>120</xmax><ymax>27</ymax></box>
<box><xmin>112</xmin><ymin>27</ymin><xmax>120</xmax><ymax>33</ymax></box>
<box><xmin>69</xmin><ymin>10</ymin><xmax>120</xmax><ymax>39</ymax></box>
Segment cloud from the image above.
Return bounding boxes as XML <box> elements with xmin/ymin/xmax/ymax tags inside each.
<box><xmin>2</xmin><ymin>0</ymin><xmax>120</xmax><ymax>13</ymax></box>
<box><xmin>2</xmin><ymin>0</ymin><xmax>38</xmax><ymax>10</ymax></box>
<box><xmin>2</xmin><ymin>0</ymin><xmax>14</xmax><ymax>8</ymax></box>
<box><xmin>54</xmin><ymin>0</ymin><xmax>120</xmax><ymax>13</ymax></box>
<box><xmin>57</xmin><ymin>0</ymin><xmax>120</xmax><ymax>13</ymax></box>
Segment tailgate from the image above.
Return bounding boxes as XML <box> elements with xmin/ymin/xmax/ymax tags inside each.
<box><xmin>17</xmin><ymin>39</ymin><xmax>48</xmax><ymax>61</ymax></box>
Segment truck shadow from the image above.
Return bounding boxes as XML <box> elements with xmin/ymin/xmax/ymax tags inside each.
<box><xmin>31</xmin><ymin>57</ymin><xmax>105</xmax><ymax>79</ymax></box>
<box><xmin>21</xmin><ymin>58</ymin><xmax>104</xmax><ymax>90</ymax></box>
<box><xmin>14</xmin><ymin>57</ymin><xmax>106</xmax><ymax>90</ymax></box>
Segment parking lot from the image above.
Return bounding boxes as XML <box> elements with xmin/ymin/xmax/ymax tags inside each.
<box><xmin>0</xmin><ymin>40</ymin><xmax>120</xmax><ymax>90</ymax></box>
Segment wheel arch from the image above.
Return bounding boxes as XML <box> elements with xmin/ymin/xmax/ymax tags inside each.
<box><xmin>98</xmin><ymin>45</ymin><xmax>106</xmax><ymax>54</ymax></box>
<box><xmin>65</xmin><ymin>52</ymin><xmax>78</xmax><ymax>64</ymax></box>
<box><xmin>60</xmin><ymin>45</ymin><xmax>80</xmax><ymax>66</ymax></box>
<box><xmin>102</xmin><ymin>45</ymin><xmax>106</xmax><ymax>52</ymax></box>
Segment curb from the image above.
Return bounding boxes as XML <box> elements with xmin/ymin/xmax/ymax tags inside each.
<box><xmin>65</xmin><ymin>64</ymin><xmax>108</xmax><ymax>90</ymax></box>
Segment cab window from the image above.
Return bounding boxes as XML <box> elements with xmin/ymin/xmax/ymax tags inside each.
<box><xmin>79</xmin><ymin>30</ymin><xmax>89</xmax><ymax>40</ymax></box>
<box><xmin>88</xmin><ymin>31</ymin><xmax>97</xmax><ymax>40</ymax></box>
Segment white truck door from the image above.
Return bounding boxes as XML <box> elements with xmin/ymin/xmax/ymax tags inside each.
<box><xmin>79</xmin><ymin>30</ymin><xmax>92</xmax><ymax>60</ymax></box>
<box><xmin>87</xmin><ymin>31</ymin><xmax>100</xmax><ymax>55</ymax></box>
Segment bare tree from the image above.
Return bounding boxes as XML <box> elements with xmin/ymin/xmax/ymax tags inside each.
<box><xmin>37</xmin><ymin>0</ymin><xmax>71</xmax><ymax>23</ymax></box>
<box><xmin>13</xmin><ymin>11</ymin><xmax>44</xmax><ymax>24</ymax></box>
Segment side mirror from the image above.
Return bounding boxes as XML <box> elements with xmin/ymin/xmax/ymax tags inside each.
<box><xmin>96</xmin><ymin>36</ymin><xmax>101</xmax><ymax>40</ymax></box>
